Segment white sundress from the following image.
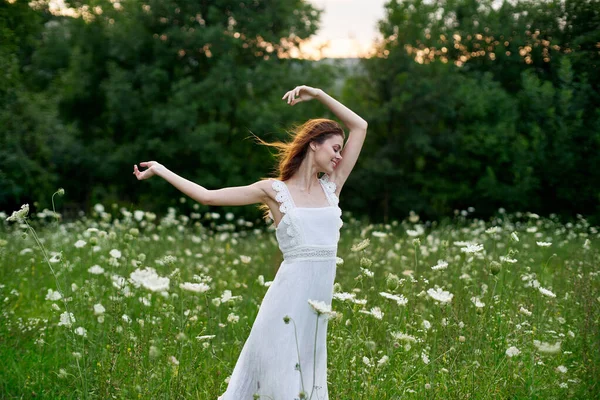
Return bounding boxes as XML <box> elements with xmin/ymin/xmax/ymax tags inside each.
<box><xmin>218</xmin><ymin>174</ymin><xmax>343</xmax><ymax>400</ymax></box>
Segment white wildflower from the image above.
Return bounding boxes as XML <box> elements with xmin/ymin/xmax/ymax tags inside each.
<box><xmin>6</xmin><ymin>204</ymin><xmax>29</xmax><ymax>223</ymax></box>
<box><xmin>427</xmin><ymin>287</ymin><xmax>454</xmax><ymax>303</ymax></box>
<box><xmin>58</xmin><ymin>312</ymin><xmax>75</xmax><ymax>327</ymax></box>
<box><xmin>308</xmin><ymin>299</ymin><xmax>338</xmax><ymax>319</ymax></box>
<box><xmin>180</xmin><ymin>282</ymin><xmax>210</xmax><ymax>293</ymax></box>
<box><xmin>391</xmin><ymin>331</ymin><xmax>417</xmax><ymax>342</ymax></box>
<box><xmin>227</xmin><ymin>313</ymin><xmax>239</xmax><ymax>324</ymax></box>
<box><xmin>129</xmin><ymin>267</ymin><xmax>170</xmax><ymax>292</ymax></box>
<box><xmin>93</xmin><ymin>303</ymin><xmax>105</xmax><ymax>315</ymax></box>
<box><xmin>377</xmin><ymin>355</ymin><xmax>389</xmax><ymax>366</ymax></box>
<box><xmin>533</xmin><ymin>340</ymin><xmax>561</xmax><ymax>354</ymax></box>
<box><xmin>485</xmin><ymin>226</ymin><xmax>501</xmax><ymax>234</ymax></box>
<box><xmin>511</xmin><ymin>232</ymin><xmax>519</xmax><ymax>242</ymax></box>
<box><xmin>470</xmin><ymin>297</ymin><xmax>485</xmax><ymax>308</ymax></box>
<box><xmin>149</xmin><ymin>346</ymin><xmax>160</xmax><ymax>358</ymax></box>
<box><xmin>88</xmin><ymin>265</ymin><xmax>104</xmax><ymax>275</ymax></box>
<box><xmin>461</xmin><ymin>243</ymin><xmax>484</xmax><ymax>254</ymax></box>
<box><xmin>111</xmin><ymin>274</ymin><xmax>127</xmax><ymax>289</ymax></box>
<box><xmin>539</xmin><ymin>287</ymin><xmax>556</xmax><ymax>298</ymax></box>
<box><xmin>519</xmin><ymin>306</ymin><xmax>532</xmax><ymax>316</ymax></box>
<box><xmin>506</xmin><ymin>346</ymin><xmax>521</xmax><ymax>357</ymax></box>
<box><xmin>351</xmin><ymin>238</ymin><xmax>370</xmax><ymax>252</ymax></box>
<box><xmin>379</xmin><ymin>292</ymin><xmax>408</xmax><ymax>306</ymax></box>
<box><xmin>360</xmin><ymin>267</ymin><xmax>374</xmax><ymax>277</ymax></box>
<box><xmin>45</xmin><ymin>289</ymin><xmax>62</xmax><ymax>301</ymax></box>
<box><xmin>333</xmin><ymin>292</ymin><xmax>356</xmax><ymax>302</ymax></box>
<box><xmin>134</xmin><ymin>210</ymin><xmax>145</xmax><ymax>221</ymax></box>
<box><xmin>74</xmin><ymin>327</ymin><xmax>87</xmax><ymax>337</ymax></box>
<box><xmin>220</xmin><ymin>290</ymin><xmax>241</xmax><ymax>303</ymax></box>
<box><xmin>196</xmin><ymin>335</ymin><xmax>215</xmax><ymax>341</ymax></box>
<box><xmin>369</xmin><ymin>306</ymin><xmax>384</xmax><ymax>320</ymax></box>
<box><xmin>536</xmin><ymin>242</ymin><xmax>552</xmax><ymax>247</ymax></box>
<box><xmin>431</xmin><ymin>260</ymin><xmax>448</xmax><ymax>270</ymax></box>
<box><xmin>74</xmin><ymin>240</ymin><xmax>86</xmax><ymax>248</ymax></box>
<box><xmin>109</xmin><ymin>249</ymin><xmax>122</xmax><ymax>259</ymax></box>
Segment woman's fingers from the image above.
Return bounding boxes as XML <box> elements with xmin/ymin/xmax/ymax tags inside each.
<box><xmin>134</xmin><ymin>163</ymin><xmax>155</xmax><ymax>180</ymax></box>
<box><xmin>283</xmin><ymin>86</ymin><xmax>311</xmax><ymax>105</ymax></box>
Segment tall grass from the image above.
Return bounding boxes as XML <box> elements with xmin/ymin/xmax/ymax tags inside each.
<box><xmin>0</xmin><ymin>205</ymin><xmax>598</xmax><ymax>399</ymax></box>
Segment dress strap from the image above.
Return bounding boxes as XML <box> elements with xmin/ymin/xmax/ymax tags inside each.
<box><xmin>271</xmin><ymin>179</ymin><xmax>296</xmax><ymax>215</ymax></box>
<box><xmin>319</xmin><ymin>174</ymin><xmax>339</xmax><ymax>207</ymax></box>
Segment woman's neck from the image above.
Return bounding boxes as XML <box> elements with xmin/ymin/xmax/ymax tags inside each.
<box><xmin>287</xmin><ymin>156</ymin><xmax>320</xmax><ymax>193</ymax></box>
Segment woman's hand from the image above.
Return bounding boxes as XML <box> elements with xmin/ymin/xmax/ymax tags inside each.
<box><xmin>133</xmin><ymin>161</ymin><xmax>162</xmax><ymax>180</ymax></box>
<box><xmin>282</xmin><ymin>85</ymin><xmax>321</xmax><ymax>106</ymax></box>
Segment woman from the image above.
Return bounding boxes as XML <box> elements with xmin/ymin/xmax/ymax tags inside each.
<box><xmin>133</xmin><ymin>85</ymin><xmax>367</xmax><ymax>399</ymax></box>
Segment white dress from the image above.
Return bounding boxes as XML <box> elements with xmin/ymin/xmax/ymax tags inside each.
<box><xmin>218</xmin><ymin>174</ymin><xmax>343</xmax><ymax>400</ymax></box>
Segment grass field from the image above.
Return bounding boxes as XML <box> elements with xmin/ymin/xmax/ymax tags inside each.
<box><xmin>1</xmin><ymin>202</ymin><xmax>598</xmax><ymax>399</ymax></box>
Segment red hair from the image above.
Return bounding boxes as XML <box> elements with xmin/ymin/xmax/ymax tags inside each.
<box><xmin>255</xmin><ymin>118</ymin><xmax>345</xmax><ymax>219</ymax></box>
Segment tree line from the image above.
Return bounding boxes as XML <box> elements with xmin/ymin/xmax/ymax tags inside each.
<box><xmin>1</xmin><ymin>0</ymin><xmax>599</xmax><ymax>223</ymax></box>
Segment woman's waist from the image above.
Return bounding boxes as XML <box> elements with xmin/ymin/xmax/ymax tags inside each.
<box><xmin>280</xmin><ymin>244</ymin><xmax>338</xmax><ymax>262</ymax></box>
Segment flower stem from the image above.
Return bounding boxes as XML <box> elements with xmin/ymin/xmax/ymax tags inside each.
<box><xmin>309</xmin><ymin>315</ymin><xmax>319</xmax><ymax>400</ymax></box>
<box><xmin>290</xmin><ymin>318</ymin><xmax>306</xmax><ymax>394</ymax></box>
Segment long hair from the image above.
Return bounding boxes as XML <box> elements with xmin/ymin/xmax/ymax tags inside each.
<box><xmin>255</xmin><ymin>118</ymin><xmax>345</xmax><ymax>221</ymax></box>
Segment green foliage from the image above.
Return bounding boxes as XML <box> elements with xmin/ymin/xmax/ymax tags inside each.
<box><xmin>344</xmin><ymin>0</ymin><xmax>600</xmax><ymax>222</ymax></box>
<box><xmin>1</xmin><ymin>0</ymin><xmax>599</xmax><ymax>223</ymax></box>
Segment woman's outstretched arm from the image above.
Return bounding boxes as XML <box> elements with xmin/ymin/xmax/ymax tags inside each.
<box><xmin>282</xmin><ymin>85</ymin><xmax>368</xmax><ymax>192</ymax></box>
<box><xmin>133</xmin><ymin>161</ymin><xmax>272</xmax><ymax>206</ymax></box>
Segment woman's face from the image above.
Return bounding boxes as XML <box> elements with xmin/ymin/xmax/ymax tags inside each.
<box><xmin>313</xmin><ymin>134</ymin><xmax>344</xmax><ymax>174</ymax></box>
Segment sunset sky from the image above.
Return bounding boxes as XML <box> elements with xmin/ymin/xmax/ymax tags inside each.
<box><xmin>44</xmin><ymin>0</ymin><xmax>389</xmax><ymax>59</ymax></box>
<box><xmin>302</xmin><ymin>0</ymin><xmax>388</xmax><ymax>59</ymax></box>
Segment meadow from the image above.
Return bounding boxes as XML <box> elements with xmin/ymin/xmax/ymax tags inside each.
<box><xmin>0</xmin><ymin>200</ymin><xmax>598</xmax><ymax>399</ymax></box>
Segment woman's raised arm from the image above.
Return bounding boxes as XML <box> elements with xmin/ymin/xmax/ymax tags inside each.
<box><xmin>133</xmin><ymin>161</ymin><xmax>271</xmax><ymax>206</ymax></box>
<box><xmin>282</xmin><ymin>85</ymin><xmax>368</xmax><ymax>192</ymax></box>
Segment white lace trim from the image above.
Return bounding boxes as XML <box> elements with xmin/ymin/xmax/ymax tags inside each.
<box><xmin>283</xmin><ymin>245</ymin><xmax>337</xmax><ymax>262</ymax></box>
<box><xmin>272</xmin><ymin>180</ymin><xmax>300</xmax><ymax>246</ymax></box>
<box><xmin>272</xmin><ymin>180</ymin><xmax>294</xmax><ymax>214</ymax></box>
<box><xmin>319</xmin><ymin>174</ymin><xmax>339</xmax><ymax>206</ymax></box>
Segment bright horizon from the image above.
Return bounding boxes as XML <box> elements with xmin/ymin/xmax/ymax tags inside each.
<box><xmin>43</xmin><ymin>0</ymin><xmax>389</xmax><ymax>59</ymax></box>
<box><xmin>301</xmin><ymin>0</ymin><xmax>388</xmax><ymax>59</ymax></box>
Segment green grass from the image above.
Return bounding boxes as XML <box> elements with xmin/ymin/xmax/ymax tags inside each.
<box><xmin>0</xmin><ymin>205</ymin><xmax>598</xmax><ymax>399</ymax></box>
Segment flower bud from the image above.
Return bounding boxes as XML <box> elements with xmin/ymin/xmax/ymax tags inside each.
<box><xmin>360</xmin><ymin>257</ymin><xmax>372</xmax><ymax>268</ymax></box>
<box><xmin>386</xmin><ymin>273</ymin><xmax>400</xmax><ymax>290</ymax></box>
<box><xmin>490</xmin><ymin>261</ymin><xmax>501</xmax><ymax>275</ymax></box>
